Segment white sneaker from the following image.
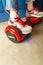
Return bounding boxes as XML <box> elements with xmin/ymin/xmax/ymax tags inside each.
<box><xmin>31</xmin><ymin>11</ymin><xmax>43</xmax><ymax>17</ymax></box>
<box><xmin>8</xmin><ymin>17</ymin><xmax>32</xmax><ymax>34</ymax></box>
<box><xmin>27</xmin><ymin>8</ymin><xmax>43</xmax><ymax>17</ymax></box>
<box><xmin>21</xmin><ymin>25</ymin><xmax>32</xmax><ymax>34</ymax></box>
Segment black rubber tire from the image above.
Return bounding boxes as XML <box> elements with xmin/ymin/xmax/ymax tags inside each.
<box><xmin>6</xmin><ymin>31</ymin><xmax>18</xmax><ymax>43</ymax></box>
<box><xmin>6</xmin><ymin>26</ymin><xmax>22</xmax><ymax>43</ymax></box>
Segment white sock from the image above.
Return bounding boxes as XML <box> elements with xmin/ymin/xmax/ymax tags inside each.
<box><xmin>10</xmin><ymin>11</ymin><xmax>18</xmax><ymax>22</ymax></box>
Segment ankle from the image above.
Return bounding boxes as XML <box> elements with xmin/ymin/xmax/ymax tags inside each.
<box><xmin>27</xmin><ymin>2</ymin><xmax>33</xmax><ymax>11</ymax></box>
<box><xmin>10</xmin><ymin>10</ymin><xmax>18</xmax><ymax>22</ymax></box>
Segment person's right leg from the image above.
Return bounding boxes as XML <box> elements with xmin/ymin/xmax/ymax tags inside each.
<box><xmin>6</xmin><ymin>0</ymin><xmax>18</xmax><ymax>22</ymax></box>
<box><xmin>6</xmin><ymin>0</ymin><xmax>32</xmax><ymax>34</ymax></box>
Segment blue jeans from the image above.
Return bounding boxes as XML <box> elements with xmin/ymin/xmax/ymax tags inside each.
<box><xmin>5</xmin><ymin>0</ymin><xmax>35</xmax><ymax>10</ymax></box>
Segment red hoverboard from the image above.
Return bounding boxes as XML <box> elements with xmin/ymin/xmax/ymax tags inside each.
<box><xmin>5</xmin><ymin>17</ymin><xmax>30</xmax><ymax>43</ymax></box>
<box><xmin>26</xmin><ymin>17</ymin><xmax>41</xmax><ymax>25</ymax></box>
<box><xmin>5</xmin><ymin>25</ymin><xmax>27</xmax><ymax>43</ymax></box>
<box><xmin>5</xmin><ymin>8</ymin><xmax>41</xmax><ymax>43</ymax></box>
<box><xmin>5</xmin><ymin>17</ymin><xmax>39</xmax><ymax>43</ymax></box>
<box><xmin>5</xmin><ymin>17</ymin><xmax>40</xmax><ymax>43</ymax></box>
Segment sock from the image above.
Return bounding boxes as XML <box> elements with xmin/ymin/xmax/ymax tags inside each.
<box><xmin>10</xmin><ymin>11</ymin><xmax>18</xmax><ymax>22</ymax></box>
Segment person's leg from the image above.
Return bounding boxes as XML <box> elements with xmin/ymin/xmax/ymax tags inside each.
<box><xmin>6</xmin><ymin>0</ymin><xmax>32</xmax><ymax>34</ymax></box>
<box><xmin>6</xmin><ymin>0</ymin><xmax>18</xmax><ymax>22</ymax></box>
<box><xmin>26</xmin><ymin>0</ymin><xmax>36</xmax><ymax>17</ymax></box>
<box><xmin>26</xmin><ymin>0</ymin><xmax>43</xmax><ymax>17</ymax></box>
<box><xmin>26</xmin><ymin>1</ymin><xmax>34</xmax><ymax>17</ymax></box>
<box><xmin>26</xmin><ymin>0</ymin><xmax>35</xmax><ymax>11</ymax></box>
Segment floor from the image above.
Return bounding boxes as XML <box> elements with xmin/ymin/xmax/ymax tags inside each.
<box><xmin>0</xmin><ymin>20</ymin><xmax>43</xmax><ymax>65</ymax></box>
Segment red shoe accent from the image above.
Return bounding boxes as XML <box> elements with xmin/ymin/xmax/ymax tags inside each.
<box><xmin>9</xmin><ymin>17</ymin><xmax>25</xmax><ymax>26</ymax></box>
<box><xmin>33</xmin><ymin>7</ymin><xmax>39</xmax><ymax>12</ymax></box>
<box><xmin>15</xmin><ymin>17</ymin><xmax>25</xmax><ymax>26</ymax></box>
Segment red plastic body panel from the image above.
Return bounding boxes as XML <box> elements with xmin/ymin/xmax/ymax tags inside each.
<box><xmin>5</xmin><ymin>26</ymin><xmax>26</xmax><ymax>42</ymax></box>
<box><xmin>30</xmin><ymin>18</ymin><xmax>41</xmax><ymax>25</ymax></box>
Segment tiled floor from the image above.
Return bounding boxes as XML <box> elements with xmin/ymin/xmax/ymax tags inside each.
<box><xmin>0</xmin><ymin>21</ymin><xmax>43</xmax><ymax>65</ymax></box>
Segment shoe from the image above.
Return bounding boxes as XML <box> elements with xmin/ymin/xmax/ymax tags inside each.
<box><xmin>26</xmin><ymin>8</ymin><xmax>43</xmax><ymax>17</ymax></box>
<box><xmin>8</xmin><ymin>17</ymin><xmax>32</xmax><ymax>34</ymax></box>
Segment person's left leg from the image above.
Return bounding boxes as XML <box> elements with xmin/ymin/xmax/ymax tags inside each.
<box><xmin>26</xmin><ymin>0</ymin><xmax>43</xmax><ymax>17</ymax></box>
<box><xmin>26</xmin><ymin>0</ymin><xmax>34</xmax><ymax>11</ymax></box>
